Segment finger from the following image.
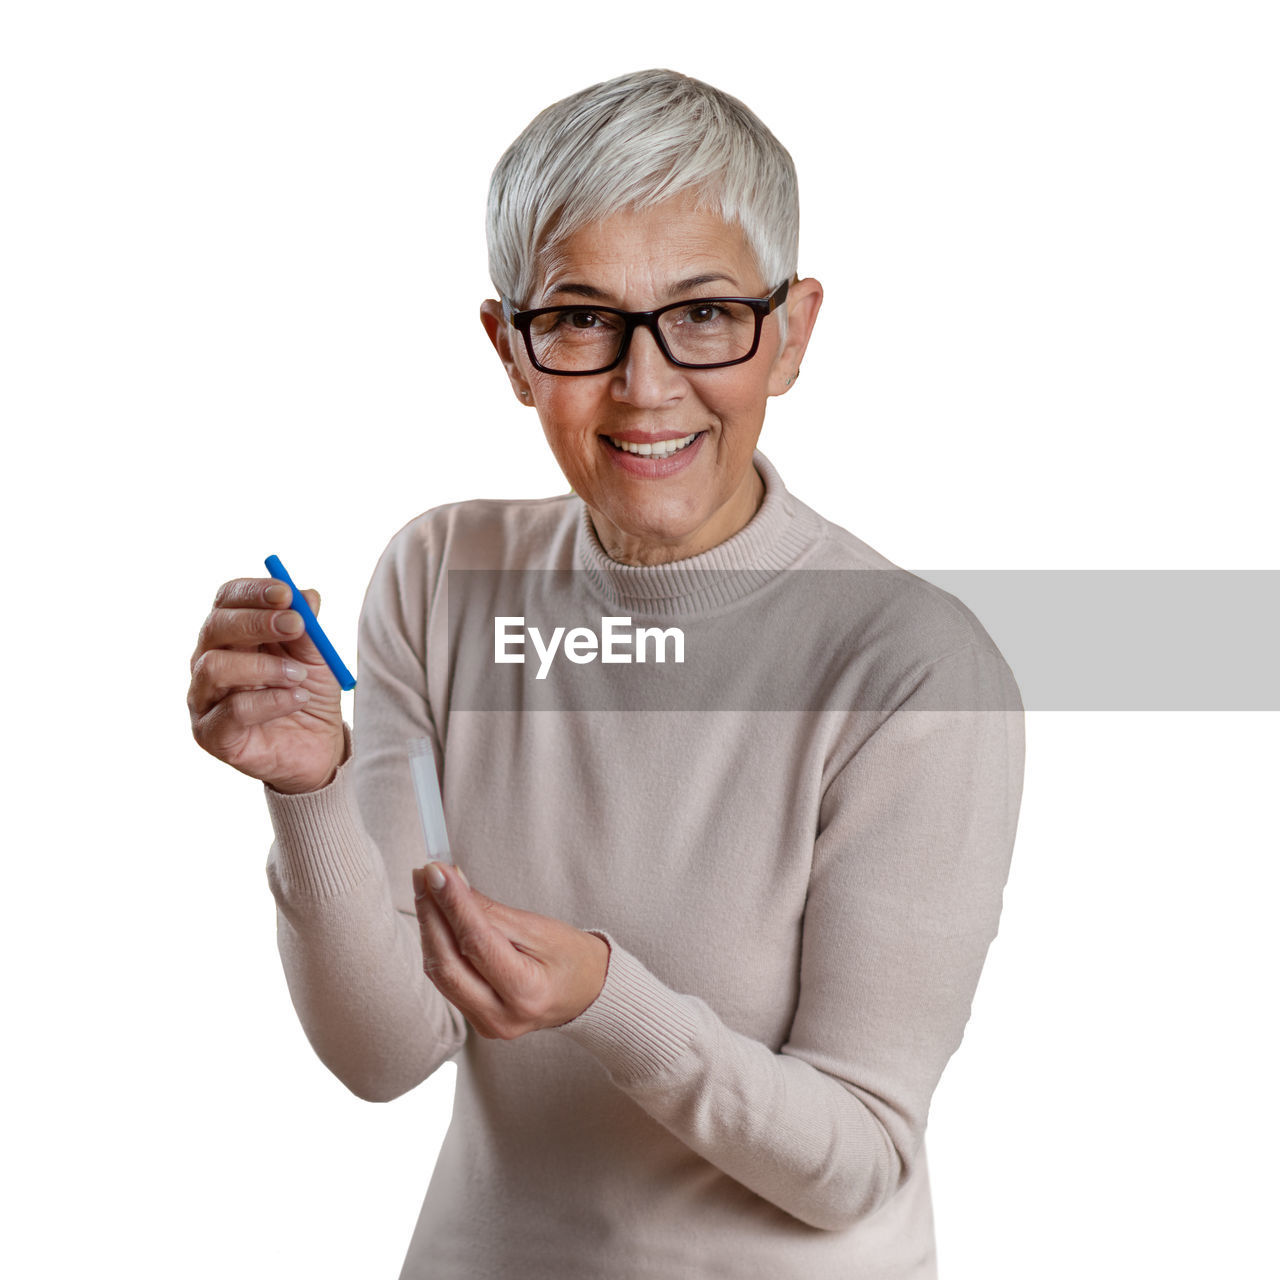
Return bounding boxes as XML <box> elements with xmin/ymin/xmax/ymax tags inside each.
<box><xmin>188</xmin><ymin>649</ymin><xmax>310</xmax><ymax>717</ymax></box>
<box><xmin>412</xmin><ymin>868</ymin><xmax>462</xmax><ymax>982</ymax></box>
<box><xmin>421</xmin><ymin>864</ymin><xmax>538</xmax><ymax>1008</ymax></box>
<box><xmin>448</xmin><ymin>882</ymin><xmax>548</xmax><ymax>955</ymax></box>
<box><xmin>261</xmin><ymin>579</ymin><xmax>321</xmax><ymax>619</ymax></box>
<box><xmin>194</xmin><ymin>685</ymin><xmax>314</xmax><ymax>749</ymax></box>
<box><xmin>214</xmin><ymin>577</ymin><xmax>293</xmax><ymax>610</ymax></box>
<box><xmin>412</xmin><ymin>870</ymin><xmax>508</xmax><ymax>1025</ymax></box>
<box><xmin>214</xmin><ymin>576</ymin><xmax>324</xmax><ymax>615</ymax></box>
<box><xmin>265</xmin><ymin>586</ymin><xmax>325</xmax><ymax>667</ymax></box>
<box><xmin>413</xmin><ymin>867</ymin><xmax>487</xmax><ymax>987</ymax></box>
<box><xmin>192</xmin><ymin>603</ymin><xmax>306</xmax><ymax>664</ymax></box>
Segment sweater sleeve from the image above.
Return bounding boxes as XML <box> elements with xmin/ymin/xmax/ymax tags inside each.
<box><xmin>552</xmin><ymin>643</ymin><xmax>1025</xmax><ymax>1231</ymax></box>
<box><xmin>265</xmin><ymin>522</ymin><xmax>467</xmax><ymax>1102</ymax></box>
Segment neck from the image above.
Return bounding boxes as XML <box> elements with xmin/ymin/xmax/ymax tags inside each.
<box><xmin>588</xmin><ymin>465</ymin><xmax>766</xmax><ymax>566</ymax></box>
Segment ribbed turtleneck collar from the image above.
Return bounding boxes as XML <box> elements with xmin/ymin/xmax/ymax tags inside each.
<box><xmin>572</xmin><ymin>451</ymin><xmax>823</xmax><ymax>616</ymax></box>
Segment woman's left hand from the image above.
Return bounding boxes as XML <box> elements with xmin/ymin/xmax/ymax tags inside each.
<box><xmin>412</xmin><ymin>862</ymin><xmax>610</xmax><ymax>1039</ymax></box>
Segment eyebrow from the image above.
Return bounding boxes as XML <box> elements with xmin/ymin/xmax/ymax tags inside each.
<box><xmin>542</xmin><ymin>273</ymin><xmax>743</xmax><ymax>304</ymax></box>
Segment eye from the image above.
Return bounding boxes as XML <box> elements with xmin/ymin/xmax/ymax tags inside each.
<box><xmin>681</xmin><ymin>303</ymin><xmax>727</xmax><ymax>325</ymax></box>
<box><xmin>530</xmin><ymin>308</ymin><xmax>621</xmax><ymax>340</ymax></box>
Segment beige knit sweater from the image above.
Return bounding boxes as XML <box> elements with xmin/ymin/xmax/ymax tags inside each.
<box><xmin>265</xmin><ymin>451</ymin><xmax>1025</xmax><ymax>1278</ymax></box>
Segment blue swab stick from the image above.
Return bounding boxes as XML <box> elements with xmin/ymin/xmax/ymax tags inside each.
<box><xmin>264</xmin><ymin>554</ymin><xmax>356</xmax><ymax>691</ymax></box>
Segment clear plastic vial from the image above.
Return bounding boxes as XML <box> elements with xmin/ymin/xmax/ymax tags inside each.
<box><xmin>407</xmin><ymin>737</ymin><xmax>451</xmax><ymax>864</ymax></box>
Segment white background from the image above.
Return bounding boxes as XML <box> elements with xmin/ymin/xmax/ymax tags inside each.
<box><xmin>3</xmin><ymin>2</ymin><xmax>1276</xmax><ymax>1276</ymax></box>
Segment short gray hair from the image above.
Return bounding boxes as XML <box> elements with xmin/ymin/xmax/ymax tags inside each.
<box><xmin>487</xmin><ymin>69</ymin><xmax>799</xmax><ymax>311</ymax></box>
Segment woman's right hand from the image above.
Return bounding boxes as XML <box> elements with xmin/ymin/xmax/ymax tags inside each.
<box><xmin>188</xmin><ymin>577</ymin><xmax>347</xmax><ymax>794</ymax></box>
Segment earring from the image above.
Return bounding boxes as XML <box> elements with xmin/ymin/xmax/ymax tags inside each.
<box><xmin>519</xmin><ymin>389</ymin><xmax>531</xmax><ymax>401</ymax></box>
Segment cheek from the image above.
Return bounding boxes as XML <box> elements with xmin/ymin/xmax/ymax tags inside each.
<box><xmin>535</xmin><ymin>387</ymin><xmax>603</xmax><ymax>458</ymax></box>
<box><xmin>708</xmin><ymin>374</ymin><xmax>770</xmax><ymax>426</ymax></box>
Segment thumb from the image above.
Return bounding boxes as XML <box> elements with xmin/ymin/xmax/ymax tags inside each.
<box><xmin>458</xmin><ymin>876</ymin><xmax>524</xmax><ymax>923</ymax></box>
<box><xmin>281</xmin><ymin>587</ymin><xmax>330</xmax><ymax>670</ymax></box>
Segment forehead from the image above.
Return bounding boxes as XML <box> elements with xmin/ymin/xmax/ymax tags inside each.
<box><xmin>535</xmin><ymin>196</ymin><xmax>759</xmax><ymax>303</ymax></box>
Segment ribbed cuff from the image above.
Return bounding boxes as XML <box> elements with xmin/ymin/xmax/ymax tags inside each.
<box><xmin>264</xmin><ymin>727</ymin><xmax>378</xmax><ymax>898</ymax></box>
<box><xmin>553</xmin><ymin>931</ymin><xmax>701</xmax><ymax>1086</ymax></box>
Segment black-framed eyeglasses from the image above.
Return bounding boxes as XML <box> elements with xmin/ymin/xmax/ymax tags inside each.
<box><xmin>502</xmin><ymin>279</ymin><xmax>790</xmax><ymax>376</ymax></box>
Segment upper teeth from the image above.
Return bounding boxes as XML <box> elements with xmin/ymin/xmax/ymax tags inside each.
<box><xmin>610</xmin><ymin>433</ymin><xmax>698</xmax><ymax>458</ymax></box>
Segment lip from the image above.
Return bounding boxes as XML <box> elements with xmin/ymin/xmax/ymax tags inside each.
<box><xmin>601</xmin><ymin>429</ymin><xmax>707</xmax><ymax>477</ymax></box>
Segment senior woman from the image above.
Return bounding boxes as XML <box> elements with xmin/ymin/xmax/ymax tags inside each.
<box><xmin>189</xmin><ymin>69</ymin><xmax>1024</xmax><ymax>1279</ymax></box>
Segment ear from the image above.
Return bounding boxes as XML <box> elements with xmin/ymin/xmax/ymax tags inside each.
<box><xmin>767</xmin><ymin>277</ymin><xmax>824</xmax><ymax>398</ymax></box>
<box><xmin>480</xmin><ymin>299</ymin><xmax>535</xmax><ymax>406</ymax></box>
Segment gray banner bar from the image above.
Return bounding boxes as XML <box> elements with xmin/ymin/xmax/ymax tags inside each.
<box><xmin>912</xmin><ymin>570</ymin><xmax>1279</xmax><ymax>710</ymax></box>
<box><xmin>443</xmin><ymin>570</ymin><xmax>1279</xmax><ymax>711</ymax></box>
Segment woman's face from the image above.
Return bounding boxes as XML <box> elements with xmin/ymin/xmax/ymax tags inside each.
<box><xmin>482</xmin><ymin>195</ymin><xmax>822</xmax><ymax>565</ymax></box>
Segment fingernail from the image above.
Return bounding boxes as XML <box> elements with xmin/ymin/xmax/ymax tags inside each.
<box><xmin>265</xmin><ymin>583</ymin><xmax>291</xmax><ymax>607</ymax></box>
<box><xmin>426</xmin><ymin>862</ymin><xmax>446</xmax><ymax>891</ymax></box>
<box><xmin>282</xmin><ymin>661</ymin><xmax>307</xmax><ymax>681</ymax></box>
<box><xmin>412</xmin><ymin>868</ymin><xmax>427</xmax><ymax>900</ymax></box>
<box><xmin>277</xmin><ymin>611</ymin><xmax>304</xmax><ymax>635</ymax></box>
<box><xmin>291</xmin><ymin>687</ymin><xmax>311</xmax><ymax>704</ymax></box>
<box><xmin>458</xmin><ymin>867</ymin><xmax>471</xmax><ymax>890</ymax></box>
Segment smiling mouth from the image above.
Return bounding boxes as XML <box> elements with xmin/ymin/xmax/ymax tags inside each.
<box><xmin>605</xmin><ymin>432</ymin><xmax>703</xmax><ymax>458</ymax></box>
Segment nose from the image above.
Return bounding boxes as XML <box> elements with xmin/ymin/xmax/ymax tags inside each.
<box><xmin>610</xmin><ymin>323</ymin><xmax>686</xmax><ymax>408</ymax></box>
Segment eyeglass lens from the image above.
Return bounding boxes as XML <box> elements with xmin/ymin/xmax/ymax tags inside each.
<box><xmin>527</xmin><ymin>300</ymin><xmax>760</xmax><ymax>372</ymax></box>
